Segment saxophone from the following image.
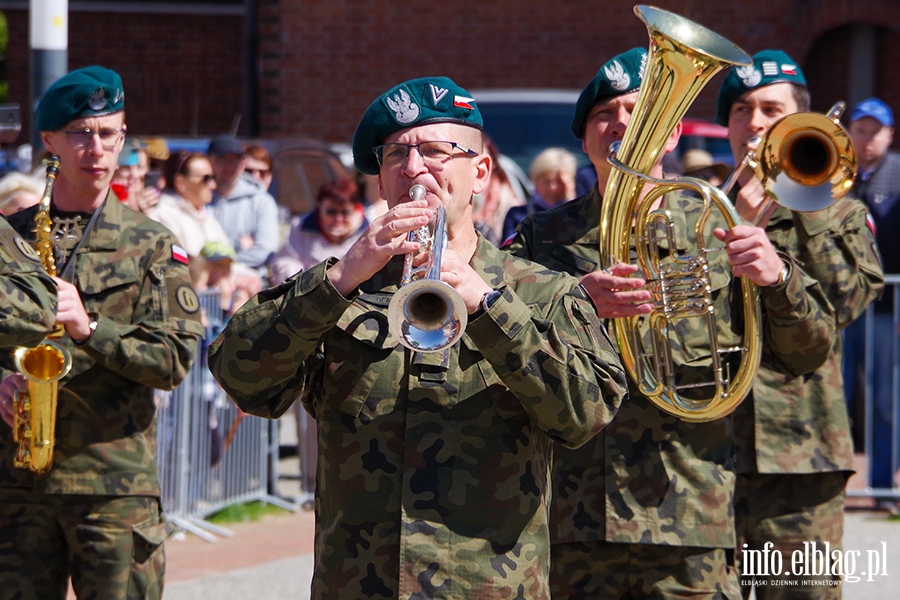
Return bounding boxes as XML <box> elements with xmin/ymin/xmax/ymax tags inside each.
<box><xmin>11</xmin><ymin>156</ymin><xmax>73</xmax><ymax>473</ymax></box>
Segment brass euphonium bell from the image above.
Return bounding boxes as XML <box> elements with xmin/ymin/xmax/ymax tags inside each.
<box><xmin>600</xmin><ymin>5</ymin><xmax>760</xmax><ymax>422</ymax></box>
<box><xmin>12</xmin><ymin>156</ymin><xmax>73</xmax><ymax>473</ymax></box>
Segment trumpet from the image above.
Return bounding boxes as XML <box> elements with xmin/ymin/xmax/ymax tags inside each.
<box><xmin>721</xmin><ymin>102</ymin><xmax>857</xmax><ymax>222</ymax></box>
<box><xmin>12</xmin><ymin>156</ymin><xmax>73</xmax><ymax>473</ymax></box>
<box><xmin>387</xmin><ymin>184</ymin><xmax>467</xmax><ymax>353</ymax></box>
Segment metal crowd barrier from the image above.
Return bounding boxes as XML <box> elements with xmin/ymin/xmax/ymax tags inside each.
<box><xmin>846</xmin><ymin>274</ymin><xmax>900</xmax><ymax>503</ymax></box>
<box><xmin>156</xmin><ymin>290</ymin><xmax>298</xmax><ymax>542</ymax></box>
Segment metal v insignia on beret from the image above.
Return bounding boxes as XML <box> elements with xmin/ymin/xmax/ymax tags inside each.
<box><xmin>429</xmin><ymin>84</ymin><xmax>449</xmax><ymax>105</ymax></box>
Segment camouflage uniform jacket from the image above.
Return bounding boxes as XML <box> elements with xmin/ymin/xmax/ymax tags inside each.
<box><xmin>507</xmin><ymin>187</ymin><xmax>835</xmax><ymax>548</ymax></box>
<box><xmin>733</xmin><ymin>196</ymin><xmax>884</xmax><ymax>474</ymax></box>
<box><xmin>0</xmin><ymin>193</ymin><xmax>205</xmax><ymax>495</ymax></box>
<box><xmin>208</xmin><ymin>236</ymin><xmax>628</xmax><ymax>600</ymax></box>
<box><xmin>0</xmin><ymin>215</ymin><xmax>57</xmax><ymax>347</ymax></box>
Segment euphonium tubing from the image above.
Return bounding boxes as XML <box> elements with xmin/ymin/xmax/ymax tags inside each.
<box><xmin>600</xmin><ymin>6</ymin><xmax>762</xmax><ymax>422</ymax></box>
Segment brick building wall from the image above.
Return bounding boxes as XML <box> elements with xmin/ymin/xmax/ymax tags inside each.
<box><xmin>0</xmin><ymin>0</ymin><xmax>898</xmax><ymax>148</ymax></box>
<box><xmin>259</xmin><ymin>0</ymin><xmax>900</xmax><ymax>145</ymax></box>
<box><xmin>2</xmin><ymin>7</ymin><xmax>245</xmax><ymax>141</ymax></box>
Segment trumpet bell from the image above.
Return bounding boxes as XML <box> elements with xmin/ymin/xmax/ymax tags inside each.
<box><xmin>388</xmin><ymin>279</ymin><xmax>467</xmax><ymax>353</ymax></box>
<box><xmin>759</xmin><ymin>112</ymin><xmax>857</xmax><ymax>212</ymax></box>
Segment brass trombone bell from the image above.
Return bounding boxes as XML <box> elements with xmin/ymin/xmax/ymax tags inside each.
<box><xmin>757</xmin><ymin>110</ymin><xmax>857</xmax><ymax>213</ymax></box>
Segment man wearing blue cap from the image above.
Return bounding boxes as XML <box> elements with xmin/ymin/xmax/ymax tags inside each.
<box><xmin>846</xmin><ymin>97</ymin><xmax>900</xmax><ymax>508</ymax></box>
<box><xmin>506</xmin><ymin>47</ymin><xmax>835</xmax><ymax>598</ymax></box>
<box><xmin>209</xmin><ymin>76</ymin><xmax>628</xmax><ymax>599</ymax></box>
<box><xmin>0</xmin><ymin>66</ymin><xmax>204</xmax><ymax>599</ymax></box>
<box><xmin>717</xmin><ymin>50</ymin><xmax>883</xmax><ymax>598</ymax></box>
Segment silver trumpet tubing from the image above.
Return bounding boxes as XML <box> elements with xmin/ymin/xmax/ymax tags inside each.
<box><xmin>387</xmin><ymin>184</ymin><xmax>467</xmax><ymax>352</ymax></box>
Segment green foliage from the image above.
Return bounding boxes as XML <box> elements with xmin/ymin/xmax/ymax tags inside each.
<box><xmin>206</xmin><ymin>501</ymin><xmax>288</xmax><ymax>524</ymax></box>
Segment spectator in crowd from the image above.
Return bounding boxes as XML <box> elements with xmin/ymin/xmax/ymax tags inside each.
<box><xmin>244</xmin><ymin>143</ymin><xmax>273</xmax><ymax>192</ymax></box>
<box><xmin>502</xmin><ymin>146</ymin><xmax>577</xmax><ymax>241</ymax></box>
<box><xmin>154</xmin><ymin>150</ymin><xmax>263</xmax><ymax>315</ymax></box>
<box><xmin>154</xmin><ymin>150</ymin><xmax>228</xmax><ymax>257</ymax></box>
<box><xmin>269</xmin><ymin>178</ymin><xmax>368</xmax><ymax>285</ymax></box>
<box><xmin>110</xmin><ymin>139</ymin><xmax>160</xmax><ymax>215</ymax></box>
<box><xmin>0</xmin><ymin>171</ymin><xmax>42</xmax><ymax>214</ymax></box>
<box><xmin>207</xmin><ymin>134</ymin><xmax>280</xmax><ymax>278</ymax></box>
<box><xmin>716</xmin><ymin>50</ymin><xmax>883</xmax><ymax>596</ymax></box>
<box><xmin>845</xmin><ymin>96</ymin><xmax>900</xmax><ymax>506</ymax></box>
<box><xmin>680</xmin><ymin>148</ymin><xmax>730</xmax><ymax>186</ymax></box>
<box><xmin>472</xmin><ymin>135</ymin><xmax>524</xmax><ymax>245</ymax></box>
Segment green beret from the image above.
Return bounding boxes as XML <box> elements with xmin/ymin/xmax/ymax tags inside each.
<box><xmin>571</xmin><ymin>48</ymin><xmax>647</xmax><ymax>139</ymax></box>
<box><xmin>352</xmin><ymin>76</ymin><xmax>483</xmax><ymax>175</ymax></box>
<box><xmin>715</xmin><ymin>50</ymin><xmax>806</xmax><ymax>126</ymax></box>
<box><xmin>35</xmin><ymin>66</ymin><xmax>124</xmax><ymax>132</ymax></box>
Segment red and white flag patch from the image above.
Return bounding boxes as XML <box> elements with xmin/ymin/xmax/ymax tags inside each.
<box><xmin>172</xmin><ymin>244</ymin><xmax>189</xmax><ymax>264</ymax></box>
<box><xmin>453</xmin><ymin>96</ymin><xmax>475</xmax><ymax>110</ymax></box>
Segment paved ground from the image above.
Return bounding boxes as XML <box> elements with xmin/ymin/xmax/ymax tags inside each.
<box><xmin>161</xmin><ymin>508</ymin><xmax>899</xmax><ymax>600</ymax></box>
<box><xmin>158</xmin><ymin>416</ymin><xmax>900</xmax><ymax>599</ymax></box>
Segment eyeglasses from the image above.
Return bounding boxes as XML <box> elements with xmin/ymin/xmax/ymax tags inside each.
<box><xmin>61</xmin><ymin>127</ymin><xmax>125</xmax><ymax>150</ymax></box>
<box><xmin>245</xmin><ymin>168</ymin><xmax>270</xmax><ymax>178</ymax></box>
<box><xmin>321</xmin><ymin>207</ymin><xmax>355</xmax><ymax>218</ymax></box>
<box><xmin>373</xmin><ymin>141</ymin><xmax>477</xmax><ymax>168</ymax></box>
<box><xmin>185</xmin><ymin>174</ymin><xmax>216</xmax><ymax>185</ymax></box>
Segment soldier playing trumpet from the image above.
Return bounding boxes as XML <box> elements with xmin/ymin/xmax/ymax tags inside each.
<box><xmin>209</xmin><ymin>75</ymin><xmax>629</xmax><ymax>599</ymax></box>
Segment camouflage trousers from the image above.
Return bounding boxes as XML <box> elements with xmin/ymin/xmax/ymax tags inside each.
<box><xmin>734</xmin><ymin>471</ymin><xmax>849</xmax><ymax>600</ymax></box>
<box><xmin>549</xmin><ymin>540</ymin><xmax>741</xmax><ymax>599</ymax></box>
<box><xmin>0</xmin><ymin>489</ymin><xmax>168</xmax><ymax>600</ymax></box>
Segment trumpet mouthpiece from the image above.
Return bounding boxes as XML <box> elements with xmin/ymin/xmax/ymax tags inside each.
<box><xmin>409</xmin><ymin>184</ymin><xmax>427</xmax><ymax>201</ymax></box>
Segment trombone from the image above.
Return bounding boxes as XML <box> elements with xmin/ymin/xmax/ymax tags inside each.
<box><xmin>722</xmin><ymin>102</ymin><xmax>857</xmax><ymax>223</ymax></box>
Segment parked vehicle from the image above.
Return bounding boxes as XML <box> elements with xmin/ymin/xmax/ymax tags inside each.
<box><xmin>471</xmin><ymin>89</ymin><xmax>733</xmax><ymax>177</ymax></box>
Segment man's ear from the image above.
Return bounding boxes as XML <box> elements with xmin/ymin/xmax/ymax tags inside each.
<box><xmin>664</xmin><ymin>120</ymin><xmax>683</xmax><ymax>154</ymax></box>
<box><xmin>41</xmin><ymin>131</ymin><xmax>57</xmax><ymax>155</ymax></box>
<box><xmin>471</xmin><ymin>152</ymin><xmax>492</xmax><ymax>196</ymax></box>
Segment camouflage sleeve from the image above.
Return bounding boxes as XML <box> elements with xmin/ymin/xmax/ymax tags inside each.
<box><xmin>0</xmin><ymin>224</ymin><xmax>58</xmax><ymax>347</ymax></box>
<box><xmin>466</xmin><ymin>283</ymin><xmax>628</xmax><ymax>449</ymax></box>
<box><xmin>758</xmin><ymin>256</ymin><xmax>836</xmax><ymax>377</ymax></box>
<box><xmin>208</xmin><ymin>259</ymin><xmax>350</xmax><ymax>418</ymax></box>
<box><xmin>798</xmin><ymin>199</ymin><xmax>884</xmax><ymax>329</ymax></box>
<box><xmin>75</xmin><ymin>236</ymin><xmax>204</xmax><ymax>391</ymax></box>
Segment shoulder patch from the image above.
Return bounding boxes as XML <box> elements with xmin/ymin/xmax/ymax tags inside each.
<box><xmin>175</xmin><ymin>284</ymin><xmax>200</xmax><ymax>314</ymax></box>
<box><xmin>13</xmin><ymin>236</ymin><xmax>42</xmax><ymax>263</ymax></box>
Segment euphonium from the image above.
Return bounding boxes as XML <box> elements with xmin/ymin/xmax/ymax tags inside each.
<box><xmin>387</xmin><ymin>184</ymin><xmax>467</xmax><ymax>352</ymax></box>
<box><xmin>600</xmin><ymin>6</ymin><xmax>760</xmax><ymax>422</ymax></box>
<box><xmin>12</xmin><ymin>156</ymin><xmax>73</xmax><ymax>473</ymax></box>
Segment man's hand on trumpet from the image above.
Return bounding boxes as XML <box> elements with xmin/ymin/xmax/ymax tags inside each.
<box><xmin>327</xmin><ymin>199</ymin><xmax>432</xmax><ymax>297</ymax></box>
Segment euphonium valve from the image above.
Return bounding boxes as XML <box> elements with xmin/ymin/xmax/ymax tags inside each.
<box><xmin>600</xmin><ymin>6</ymin><xmax>761</xmax><ymax>422</ymax></box>
<box><xmin>11</xmin><ymin>156</ymin><xmax>73</xmax><ymax>473</ymax></box>
<box><xmin>387</xmin><ymin>184</ymin><xmax>467</xmax><ymax>352</ymax></box>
